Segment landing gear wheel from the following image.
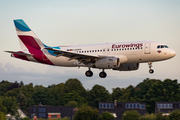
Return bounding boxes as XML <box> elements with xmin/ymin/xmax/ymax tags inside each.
<box><xmin>99</xmin><ymin>72</ymin><xmax>107</xmax><ymax>78</ymax></box>
<box><xmin>85</xmin><ymin>70</ymin><xmax>93</xmax><ymax>77</ymax></box>
<box><xmin>148</xmin><ymin>62</ymin><xmax>154</xmax><ymax>74</ymax></box>
<box><xmin>149</xmin><ymin>69</ymin><xmax>154</xmax><ymax>74</ymax></box>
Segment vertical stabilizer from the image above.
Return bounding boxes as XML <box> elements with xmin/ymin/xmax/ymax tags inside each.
<box><xmin>14</xmin><ymin>19</ymin><xmax>45</xmax><ymax>51</ymax></box>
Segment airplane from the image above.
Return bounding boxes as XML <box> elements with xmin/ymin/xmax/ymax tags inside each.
<box><xmin>5</xmin><ymin>19</ymin><xmax>176</xmax><ymax>78</ymax></box>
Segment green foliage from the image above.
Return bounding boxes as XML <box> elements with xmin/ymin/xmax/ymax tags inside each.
<box><xmin>0</xmin><ymin>111</ymin><xmax>6</xmax><ymax>120</ymax></box>
<box><xmin>88</xmin><ymin>84</ymin><xmax>111</xmax><ymax>108</ymax></box>
<box><xmin>0</xmin><ymin>78</ymin><xmax>180</xmax><ymax>115</ymax></box>
<box><xmin>73</xmin><ymin>106</ymin><xmax>99</xmax><ymax>120</ymax></box>
<box><xmin>169</xmin><ymin>109</ymin><xmax>180</xmax><ymax>120</ymax></box>
<box><xmin>141</xmin><ymin>113</ymin><xmax>156</xmax><ymax>120</ymax></box>
<box><xmin>112</xmin><ymin>87</ymin><xmax>122</xmax><ymax>101</ymax></box>
<box><xmin>155</xmin><ymin>112</ymin><xmax>169</xmax><ymax>120</ymax></box>
<box><xmin>22</xmin><ymin>117</ymin><xmax>30</xmax><ymax>120</ymax></box>
<box><xmin>122</xmin><ymin>110</ymin><xmax>141</xmax><ymax>120</ymax></box>
<box><xmin>3</xmin><ymin>96</ymin><xmax>18</xmax><ymax>115</ymax></box>
<box><xmin>98</xmin><ymin>111</ymin><xmax>115</xmax><ymax>120</ymax></box>
<box><xmin>17</xmin><ymin>92</ymin><xmax>26</xmax><ymax>109</ymax></box>
<box><xmin>32</xmin><ymin>85</ymin><xmax>49</xmax><ymax>105</ymax></box>
<box><xmin>65</xmin><ymin>78</ymin><xmax>87</xmax><ymax>98</ymax></box>
<box><xmin>63</xmin><ymin>91</ymin><xmax>87</xmax><ymax>107</ymax></box>
<box><xmin>0</xmin><ymin>80</ymin><xmax>12</xmax><ymax>96</ymax></box>
<box><xmin>67</xmin><ymin>101</ymin><xmax>78</xmax><ymax>107</ymax></box>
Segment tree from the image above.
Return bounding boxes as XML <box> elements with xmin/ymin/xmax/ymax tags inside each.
<box><xmin>122</xmin><ymin>110</ymin><xmax>141</xmax><ymax>120</ymax></box>
<box><xmin>0</xmin><ymin>80</ymin><xmax>12</xmax><ymax>96</ymax></box>
<box><xmin>118</xmin><ymin>85</ymin><xmax>137</xmax><ymax>102</ymax></box>
<box><xmin>3</xmin><ymin>97</ymin><xmax>18</xmax><ymax>115</ymax></box>
<box><xmin>98</xmin><ymin>111</ymin><xmax>115</xmax><ymax>120</ymax></box>
<box><xmin>16</xmin><ymin>92</ymin><xmax>26</xmax><ymax>109</ymax></box>
<box><xmin>88</xmin><ymin>84</ymin><xmax>111</xmax><ymax>108</ymax></box>
<box><xmin>112</xmin><ymin>87</ymin><xmax>122</xmax><ymax>101</ymax></box>
<box><xmin>62</xmin><ymin>91</ymin><xmax>87</xmax><ymax>107</ymax></box>
<box><xmin>67</xmin><ymin>101</ymin><xmax>78</xmax><ymax>108</ymax></box>
<box><xmin>0</xmin><ymin>97</ymin><xmax>7</xmax><ymax>114</ymax></box>
<box><xmin>169</xmin><ymin>110</ymin><xmax>180</xmax><ymax>120</ymax></box>
<box><xmin>0</xmin><ymin>112</ymin><xmax>6</xmax><ymax>120</ymax></box>
<box><xmin>31</xmin><ymin>85</ymin><xmax>48</xmax><ymax>105</ymax></box>
<box><xmin>73</xmin><ymin>106</ymin><xmax>99</xmax><ymax>120</ymax></box>
<box><xmin>65</xmin><ymin>79</ymin><xmax>87</xmax><ymax>98</ymax></box>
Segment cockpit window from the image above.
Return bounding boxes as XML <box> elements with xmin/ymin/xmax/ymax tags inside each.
<box><xmin>157</xmin><ymin>45</ymin><xmax>169</xmax><ymax>49</ymax></box>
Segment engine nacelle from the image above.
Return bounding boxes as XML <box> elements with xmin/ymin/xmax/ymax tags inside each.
<box><xmin>94</xmin><ymin>57</ymin><xmax>120</xmax><ymax>69</ymax></box>
<box><xmin>113</xmin><ymin>63</ymin><xmax>139</xmax><ymax>71</ymax></box>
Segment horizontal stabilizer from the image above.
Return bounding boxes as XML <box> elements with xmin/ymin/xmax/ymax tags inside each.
<box><xmin>5</xmin><ymin>51</ymin><xmax>32</xmax><ymax>56</ymax></box>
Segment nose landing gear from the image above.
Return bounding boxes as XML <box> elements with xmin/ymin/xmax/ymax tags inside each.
<box><xmin>148</xmin><ymin>62</ymin><xmax>154</xmax><ymax>74</ymax></box>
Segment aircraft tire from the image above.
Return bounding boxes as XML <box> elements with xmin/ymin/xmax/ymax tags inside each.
<box><xmin>85</xmin><ymin>70</ymin><xmax>93</xmax><ymax>77</ymax></box>
<box><xmin>149</xmin><ymin>69</ymin><xmax>154</xmax><ymax>74</ymax></box>
<box><xmin>99</xmin><ymin>72</ymin><xmax>107</xmax><ymax>78</ymax></box>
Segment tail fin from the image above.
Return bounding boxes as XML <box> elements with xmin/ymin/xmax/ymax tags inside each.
<box><xmin>14</xmin><ymin>19</ymin><xmax>45</xmax><ymax>51</ymax></box>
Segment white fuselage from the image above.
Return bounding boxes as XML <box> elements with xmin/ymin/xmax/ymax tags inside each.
<box><xmin>43</xmin><ymin>41</ymin><xmax>175</xmax><ymax>67</ymax></box>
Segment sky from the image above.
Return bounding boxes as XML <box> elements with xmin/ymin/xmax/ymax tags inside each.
<box><xmin>0</xmin><ymin>0</ymin><xmax>180</xmax><ymax>92</ymax></box>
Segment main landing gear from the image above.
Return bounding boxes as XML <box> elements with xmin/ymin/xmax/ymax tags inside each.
<box><xmin>148</xmin><ymin>62</ymin><xmax>154</xmax><ymax>74</ymax></box>
<box><xmin>85</xmin><ymin>69</ymin><xmax>107</xmax><ymax>78</ymax></box>
<box><xmin>85</xmin><ymin>64</ymin><xmax>107</xmax><ymax>78</ymax></box>
<box><xmin>99</xmin><ymin>69</ymin><xmax>107</xmax><ymax>78</ymax></box>
<box><xmin>85</xmin><ymin>70</ymin><xmax>93</xmax><ymax>77</ymax></box>
<box><xmin>85</xmin><ymin>63</ymin><xmax>93</xmax><ymax>77</ymax></box>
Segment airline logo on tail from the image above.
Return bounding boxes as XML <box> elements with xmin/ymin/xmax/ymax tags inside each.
<box><xmin>12</xmin><ymin>19</ymin><xmax>54</xmax><ymax>65</ymax></box>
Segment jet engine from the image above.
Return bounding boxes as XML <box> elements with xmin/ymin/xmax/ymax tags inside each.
<box><xmin>94</xmin><ymin>57</ymin><xmax>120</xmax><ymax>69</ymax></box>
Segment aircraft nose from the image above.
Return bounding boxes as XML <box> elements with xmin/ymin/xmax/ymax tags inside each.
<box><xmin>170</xmin><ymin>49</ymin><xmax>176</xmax><ymax>57</ymax></box>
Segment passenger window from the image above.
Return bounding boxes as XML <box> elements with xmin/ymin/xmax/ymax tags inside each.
<box><xmin>90</xmin><ymin>50</ymin><xmax>91</xmax><ymax>52</ymax></box>
<box><xmin>84</xmin><ymin>51</ymin><xmax>86</xmax><ymax>53</ymax></box>
<box><xmin>82</xmin><ymin>51</ymin><xmax>83</xmax><ymax>53</ymax></box>
<box><xmin>87</xmin><ymin>51</ymin><xmax>89</xmax><ymax>53</ymax></box>
<box><xmin>100</xmin><ymin>50</ymin><xmax>102</xmax><ymax>52</ymax></box>
<box><xmin>117</xmin><ymin>49</ymin><xmax>118</xmax><ymax>51</ymax></box>
<box><xmin>125</xmin><ymin>48</ymin><xmax>126</xmax><ymax>50</ymax></box>
<box><xmin>92</xmin><ymin>50</ymin><xmax>94</xmax><ymax>52</ymax></box>
<box><xmin>95</xmin><ymin>50</ymin><xmax>96</xmax><ymax>52</ymax></box>
<box><xmin>127</xmin><ymin>48</ymin><xmax>129</xmax><ymax>50</ymax></box>
<box><xmin>114</xmin><ymin>49</ymin><xmax>116</xmax><ymax>51</ymax></box>
<box><xmin>157</xmin><ymin>45</ymin><xmax>160</xmax><ymax>48</ymax></box>
<box><xmin>161</xmin><ymin>45</ymin><xmax>164</xmax><ymax>48</ymax></box>
<box><xmin>98</xmin><ymin>50</ymin><xmax>99</xmax><ymax>52</ymax></box>
<box><xmin>165</xmin><ymin>45</ymin><xmax>168</xmax><ymax>48</ymax></box>
<box><xmin>120</xmin><ymin>49</ymin><xmax>121</xmax><ymax>51</ymax></box>
<box><xmin>103</xmin><ymin>49</ymin><xmax>105</xmax><ymax>52</ymax></box>
<box><xmin>130</xmin><ymin>48</ymin><xmax>132</xmax><ymax>50</ymax></box>
<box><xmin>111</xmin><ymin>49</ymin><xmax>113</xmax><ymax>51</ymax></box>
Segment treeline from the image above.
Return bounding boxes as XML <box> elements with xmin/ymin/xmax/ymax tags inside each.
<box><xmin>0</xmin><ymin>78</ymin><xmax>179</xmax><ymax>116</ymax></box>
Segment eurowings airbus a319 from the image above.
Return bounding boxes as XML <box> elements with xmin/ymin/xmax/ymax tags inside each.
<box><xmin>5</xmin><ymin>19</ymin><xmax>176</xmax><ymax>78</ymax></box>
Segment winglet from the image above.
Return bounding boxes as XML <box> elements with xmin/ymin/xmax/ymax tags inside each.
<box><xmin>14</xmin><ymin>19</ymin><xmax>31</xmax><ymax>32</ymax></box>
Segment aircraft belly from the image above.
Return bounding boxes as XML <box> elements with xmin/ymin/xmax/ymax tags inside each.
<box><xmin>46</xmin><ymin>55</ymin><xmax>81</xmax><ymax>67</ymax></box>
